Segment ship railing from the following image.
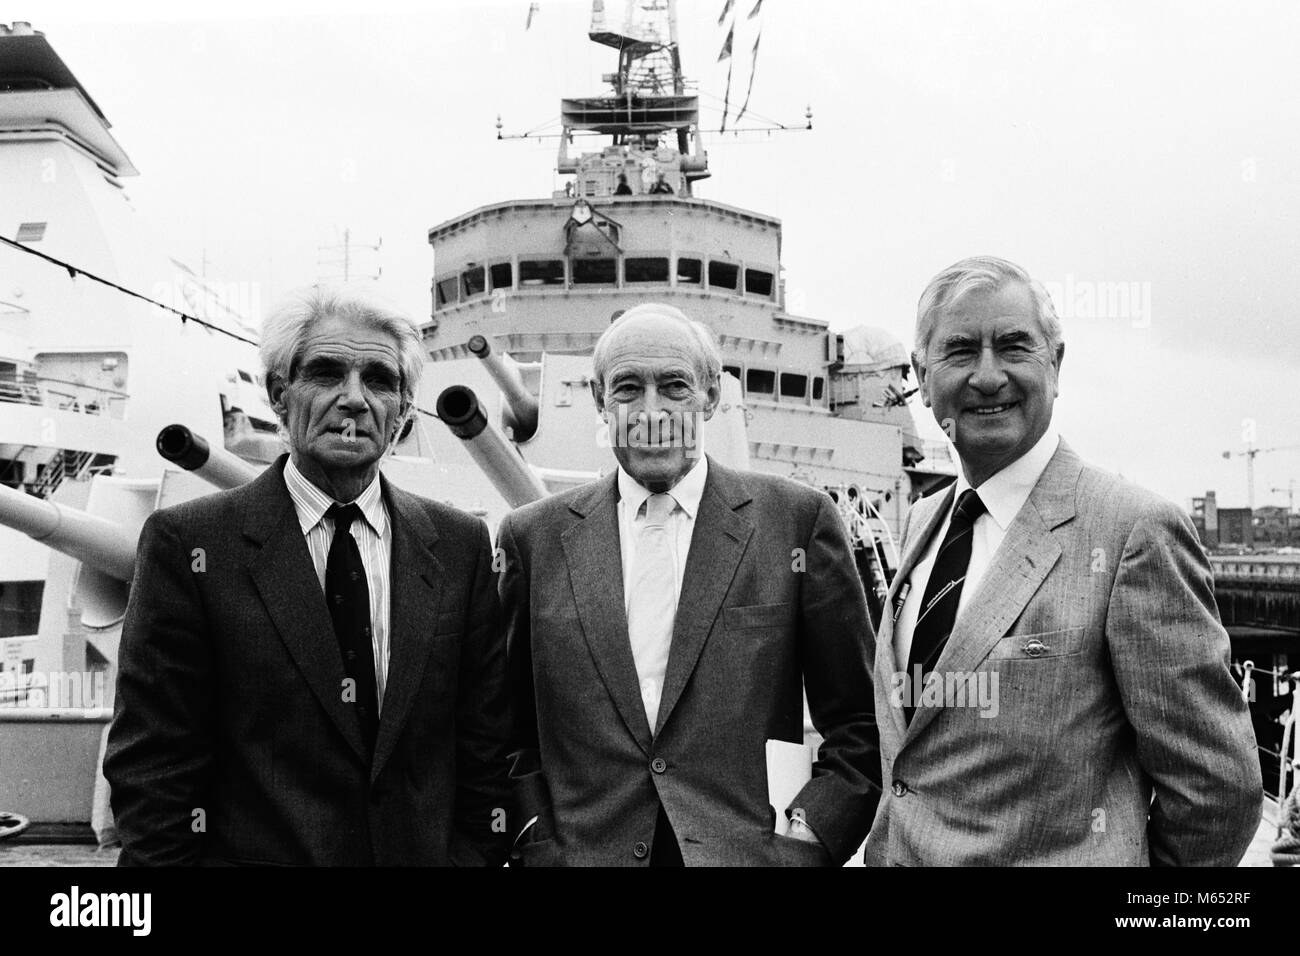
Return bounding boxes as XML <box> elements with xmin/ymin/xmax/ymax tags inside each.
<box><xmin>1234</xmin><ymin>659</ymin><xmax>1299</xmax><ymax>849</ymax></box>
<box><xmin>25</xmin><ymin>448</ymin><xmax>99</xmax><ymax>499</ymax></box>
<box><xmin>0</xmin><ymin>373</ymin><xmax>128</xmax><ymax>419</ymax></box>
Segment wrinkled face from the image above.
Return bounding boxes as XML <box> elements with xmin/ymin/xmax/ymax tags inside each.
<box><xmin>915</xmin><ymin>281</ymin><xmax>1063</xmax><ymax>483</ymax></box>
<box><xmin>594</xmin><ymin>315</ymin><xmax>720</xmax><ymax>493</ymax></box>
<box><xmin>270</xmin><ymin>314</ymin><xmax>406</xmax><ymax>480</ymax></box>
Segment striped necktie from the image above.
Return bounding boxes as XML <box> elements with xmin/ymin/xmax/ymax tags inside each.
<box><xmin>626</xmin><ymin>492</ymin><xmax>677</xmax><ymax>734</ymax></box>
<box><xmin>905</xmin><ymin>488</ymin><xmax>987</xmax><ymax>725</ymax></box>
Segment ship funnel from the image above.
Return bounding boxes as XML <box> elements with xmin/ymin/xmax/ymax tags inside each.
<box><xmin>156</xmin><ymin>425</ymin><xmax>261</xmax><ymax>490</ymax></box>
<box><xmin>436</xmin><ymin>385</ymin><xmax>547</xmax><ymax>508</ymax></box>
<box><xmin>0</xmin><ymin>483</ymin><xmax>136</xmax><ymax>582</ymax></box>
<box><xmin>467</xmin><ymin>335</ymin><xmax>539</xmax><ymax>442</ymax></box>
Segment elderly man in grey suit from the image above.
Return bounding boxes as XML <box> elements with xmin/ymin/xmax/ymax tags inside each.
<box><xmin>499</xmin><ymin>303</ymin><xmax>880</xmax><ymax>866</ymax></box>
<box><xmin>105</xmin><ymin>286</ymin><xmax>512</xmax><ymax>865</ymax></box>
<box><xmin>864</xmin><ymin>255</ymin><xmax>1261</xmax><ymax>866</ymax></box>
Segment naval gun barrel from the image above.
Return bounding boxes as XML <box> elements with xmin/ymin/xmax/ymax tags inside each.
<box><xmin>467</xmin><ymin>335</ymin><xmax>539</xmax><ymax>442</ymax></box>
<box><xmin>156</xmin><ymin>424</ymin><xmax>261</xmax><ymax>490</ymax></box>
<box><xmin>0</xmin><ymin>482</ymin><xmax>137</xmax><ymax>582</ymax></box>
<box><xmin>436</xmin><ymin>385</ymin><xmax>547</xmax><ymax>508</ymax></box>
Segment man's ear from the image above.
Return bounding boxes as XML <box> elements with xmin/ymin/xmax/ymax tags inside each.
<box><xmin>911</xmin><ymin>352</ymin><xmax>932</xmax><ymax>408</ymax></box>
<box><xmin>392</xmin><ymin>402</ymin><xmax>412</xmax><ymax>443</ymax></box>
<box><xmin>701</xmin><ymin>377</ymin><xmax>721</xmax><ymax>422</ymax></box>
<box><xmin>267</xmin><ymin>373</ymin><xmax>288</xmax><ymax>419</ymax></box>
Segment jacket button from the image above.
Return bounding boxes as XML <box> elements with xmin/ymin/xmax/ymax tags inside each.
<box><xmin>891</xmin><ymin>779</ymin><xmax>908</xmax><ymax>797</ymax></box>
<box><xmin>651</xmin><ymin>757</ymin><xmax>667</xmax><ymax>774</ymax></box>
<box><xmin>1023</xmin><ymin>639</ymin><xmax>1048</xmax><ymax>658</ymax></box>
<box><xmin>633</xmin><ymin>841</ymin><xmax>649</xmax><ymax>859</ymax></box>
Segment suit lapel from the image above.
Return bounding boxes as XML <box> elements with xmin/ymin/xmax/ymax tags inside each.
<box><xmin>561</xmin><ymin>473</ymin><xmax>653</xmax><ymax>753</ymax></box>
<box><xmin>244</xmin><ymin>460</ymin><xmax>367</xmax><ymax>763</ymax></box>
<box><xmin>901</xmin><ymin>442</ymin><xmax>1081</xmax><ymax>745</ymax></box>
<box><xmin>656</xmin><ymin>461</ymin><xmax>753</xmax><ymax>736</ymax></box>
<box><xmin>370</xmin><ymin>480</ymin><xmax>443</xmax><ymax>784</ymax></box>
<box><xmin>879</xmin><ymin>486</ymin><xmax>953</xmax><ymax>743</ymax></box>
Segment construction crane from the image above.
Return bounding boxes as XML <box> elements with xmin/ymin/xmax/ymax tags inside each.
<box><xmin>1221</xmin><ymin>444</ymin><xmax>1300</xmax><ymax>511</ymax></box>
<box><xmin>1271</xmin><ymin>479</ymin><xmax>1297</xmax><ymax>514</ymax></box>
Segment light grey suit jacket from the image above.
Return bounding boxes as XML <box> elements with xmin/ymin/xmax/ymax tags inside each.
<box><xmin>864</xmin><ymin>440</ymin><xmax>1261</xmax><ymax>866</ymax></box>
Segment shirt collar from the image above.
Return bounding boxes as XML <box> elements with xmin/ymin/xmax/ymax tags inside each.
<box><xmin>953</xmin><ymin>426</ymin><xmax>1060</xmax><ymax>532</ymax></box>
<box><xmin>617</xmin><ymin>455</ymin><xmax>709</xmax><ymax>520</ymax></box>
<box><xmin>283</xmin><ymin>455</ymin><xmax>388</xmax><ymax>537</ymax></box>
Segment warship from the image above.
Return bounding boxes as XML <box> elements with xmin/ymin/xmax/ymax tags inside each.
<box><xmin>0</xmin><ymin>4</ymin><xmax>942</xmax><ymax>847</ymax></box>
<box><xmin>0</xmin><ymin>4</ymin><xmax>1288</xmax><ymax>868</ymax></box>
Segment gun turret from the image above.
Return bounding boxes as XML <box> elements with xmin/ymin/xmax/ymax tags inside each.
<box><xmin>0</xmin><ymin>482</ymin><xmax>136</xmax><ymax>582</ymax></box>
<box><xmin>156</xmin><ymin>424</ymin><xmax>261</xmax><ymax>490</ymax></box>
<box><xmin>467</xmin><ymin>335</ymin><xmax>539</xmax><ymax>442</ymax></box>
<box><xmin>436</xmin><ymin>385</ymin><xmax>547</xmax><ymax>508</ymax></box>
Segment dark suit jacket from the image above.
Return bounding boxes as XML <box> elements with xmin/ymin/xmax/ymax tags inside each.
<box><xmin>864</xmin><ymin>441</ymin><xmax>1262</xmax><ymax>865</ymax></box>
<box><xmin>498</xmin><ymin>457</ymin><xmax>881</xmax><ymax>866</ymax></box>
<box><xmin>104</xmin><ymin>456</ymin><xmax>512</xmax><ymax>866</ymax></box>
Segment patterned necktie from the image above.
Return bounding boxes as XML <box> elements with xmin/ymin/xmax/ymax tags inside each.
<box><xmin>905</xmin><ymin>488</ymin><xmax>987</xmax><ymax>725</ymax></box>
<box><xmin>626</xmin><ymin>493</ymin><xmax>677</xmax><ymax>734</ymax></box>
<box><xmin>326</xmin><ymin>503</ymin><xmax>379</xmax><ymax>756</ymax></box>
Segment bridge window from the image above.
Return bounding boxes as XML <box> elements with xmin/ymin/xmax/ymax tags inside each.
<box><xmin>780</xmin><ymin>373</ymin><xmax>808</xmax><ymax>399</ymax></box>
<box><xmin>462</xmin><ymin>266</ymin><xmax>486</xmax><ymax>299</ymax></box>
<box><xmin>745</xmin><ymin>268</ymin><xmax>774</xmax><ymax>298</ymax></box>
<box><xmin>723</xmin><ymin>364</ymin><xmax>741</xmax><ymax>382</ymax></box>
<box><xmin>746</xmin><ymin>368</ymin><xmax>775</xmax><ymax>396</ymax></box>
<box><xmin>520</xmin><ymin>259</ymin><xmax>565</xmax><ymax>286</ymax></box>
<box><xmin>676</xmin><ymin>257</ymin><xmax>702</xmax><ymax>285</ymax></box>
<box><xmin>572</xmin><ymin>258</ymin><xmax>617</xmax><ymax>285</ymax></box>
<box><xmin>489</xmin><ymin>262</ymin><xmax>514</xmax><ymax>291</ymax></box>
<box><xmin>708</xmin><ymin>261</ymin><xmax>739</xmax><ymax>291</ymax></box>
<box><xmin>435</xmin><ymin>275</ymin><xmax>459</xmax><ymax>308</ymax></box>
<box><xmin>625</xmin><ymin>257</ymin><xmax>669</xmax><ymax>283</ymax></box>
<box><xmin>812</xmin><ymin>376</ymin><xmax>825</xmax><ymax>401</ymax></box>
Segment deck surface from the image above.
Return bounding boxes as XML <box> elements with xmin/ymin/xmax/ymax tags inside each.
<box><xmin>0</xmin><ymin>800</ymin><xmax>1287</xmax><ymax>867</ymax></box>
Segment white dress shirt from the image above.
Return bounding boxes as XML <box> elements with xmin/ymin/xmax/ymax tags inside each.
<box><xmin>616</xmin><ymin>455</ymin><xmax>710</xmax><ymax>614</ymax></box>
<box><xmin>283</xmin><ymin>456</ymin><xmax>393</xmax><ymax>711</ymax></box>
<box><xmin>894</xmin><ymin>427</ymin><xmax>1060</xmax><ymax>672</ymax></box>
<box><xmin>616</xmin><ymin>456</ymin><xmax>708</xmax><ymax>723</ymax></box>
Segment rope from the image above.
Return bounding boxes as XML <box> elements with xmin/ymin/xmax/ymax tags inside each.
<box><xmin>0</xmin><ymin>236</ymin><xmax>258</xmax><ymax>347</ymax></box>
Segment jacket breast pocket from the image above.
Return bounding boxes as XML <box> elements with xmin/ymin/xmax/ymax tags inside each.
<box><xmin>724</xmin><ymin>602</ymin><xmax>790</xmax><ymax>631</ymax></box>
<box><xmin>985</xmin><ymin>626</ymin><xmax>1085</xmax><ymax>662</ymax></box>
<box><xmin>434</xmin><ymin>609</ymin><xmax>464</xmax><ymax>637</ymax></box>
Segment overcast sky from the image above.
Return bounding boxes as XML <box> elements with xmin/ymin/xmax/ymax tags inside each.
<box><xmin>16</xmin><ymin>0</ymin><xmax>1300</xmax><ymax>509</ymax></box>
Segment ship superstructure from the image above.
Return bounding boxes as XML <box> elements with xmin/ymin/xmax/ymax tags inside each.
<box><xmin>0</xmin><ymin>22</ymin><xmax>276</xmax><ymax>688</ymax></box>
<box><xmin>421</xmin><ymin>0</ymin><xmax>954</xmax><ymax>612</ymax></box>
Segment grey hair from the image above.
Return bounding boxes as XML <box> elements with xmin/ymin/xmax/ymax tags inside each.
<box><xmin>913</xmin><ymin>256</ymin><xmax>1064</xmax><ymax>361</ymax></box>
<box><xmin>591</xmin><ymin>302</ymin><xmax>722</xmax><ymax>393</ymax></box>
<box><xmin>260</xmin><ymin>283</ymin><xmax>425</xmax><ymax>419</ymax></box>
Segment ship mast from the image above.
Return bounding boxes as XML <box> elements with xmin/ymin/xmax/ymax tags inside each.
<box><xmin>559</xmin><ymin>0</ymin><xmax>708</xmax><ymax>196</ymax></box>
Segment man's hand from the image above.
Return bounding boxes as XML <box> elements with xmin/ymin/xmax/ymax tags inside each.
<box><xmin>786</xmin><ymin>815</ymin><xmax>823</xmax><ymax>846</ymax></box>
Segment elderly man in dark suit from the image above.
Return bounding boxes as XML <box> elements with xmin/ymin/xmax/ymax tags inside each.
<box><xmin>865</xmin><ymin>255</ymin><xmax>1260</xmax><ymax>865</ymax></box>
<box><xmin>105</xmin><ymin>285</ymin><xmax>512</xmax><ymax>866</ymax></box>
<box><xmin>499</xmin><ymin>303</ymin><xmax>880</xmax><ymax>866</ymax></box>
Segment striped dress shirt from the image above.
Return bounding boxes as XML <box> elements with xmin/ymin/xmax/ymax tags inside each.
<box><xmin>283</xmin><ymin>456</ymin><xmax>393</xmax><ymax>711</ymax></box>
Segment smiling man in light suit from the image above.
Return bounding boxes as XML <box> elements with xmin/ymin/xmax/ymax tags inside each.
<box><xmin>864</xmin><ymin>256</ymin><xmax>1261</xmax><ymax>866</ymax></box>
<box><xmin>499</xmin><ymin>303</ymin><xmax>880</xmax><ymax>866</ymax></box>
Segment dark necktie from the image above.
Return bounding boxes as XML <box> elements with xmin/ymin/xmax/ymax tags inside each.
<box><xmin>326</xmin><ymin>503</ymin><xmax>378</xmax><ymax>756</ymax></box>
<box><xmin>905</xmin><ymin>488</ymin><xmax>987</xmax><ymax>725</ymax></box>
